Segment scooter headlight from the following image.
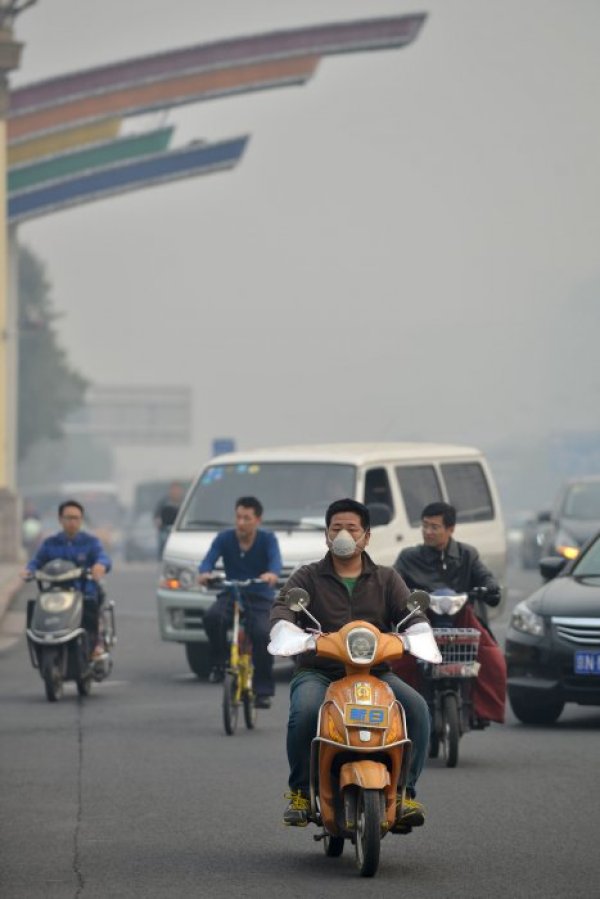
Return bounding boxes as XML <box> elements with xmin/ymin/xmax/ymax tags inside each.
<box><xmin>40</xmin><ymin>591</ymin><xmax>75</xmax><ymax>613</ymax></box>
<box><xmin>346</xmin><ymin>628</ymin><xmax>377</xmax><ymax>664</ymax></box>
<box><xmin>429</xmin><ymin>593</ymin><xmax>468</xmax><ymax>616</ymax></box>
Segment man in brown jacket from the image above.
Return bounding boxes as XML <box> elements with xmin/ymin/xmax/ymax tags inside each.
<box><xmin>270</xmin><ymin>498</ymin><xmax>431</xmax><ymax>828</ymax></box>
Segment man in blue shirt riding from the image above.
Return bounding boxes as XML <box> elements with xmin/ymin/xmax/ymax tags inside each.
<box><xmin>22</xmin><ymin>498</ymin><xmax>112</xmax><ymax>659</ymax></box>
<box><xmin>197</xmin><ymin>496</ymin><xmax>282</xmax><ymax>707</ymax></box>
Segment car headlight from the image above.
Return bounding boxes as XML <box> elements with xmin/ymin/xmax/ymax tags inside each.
<box><xmin>510</xmin><ymin>601</ymin><xmax>545</xmax><ymax>637</ymax></box>
<box><xmin>347</xmin><ymin>627</ymin><xmax>377</xmax><ymax>664</ymax></box>
<box><xmin>554</xmin><ymin>528</ymin><xmax>580</xmax><ymax>561</ymax></box>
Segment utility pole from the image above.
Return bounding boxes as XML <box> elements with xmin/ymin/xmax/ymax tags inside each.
<box><xmin>0</xmin><ymin>1</ymin><xmax>36</xmax><ymax>561</ymax></box>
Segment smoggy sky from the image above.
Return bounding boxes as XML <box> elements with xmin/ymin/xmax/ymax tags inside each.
<box><xmin>11</xmin><ymin>0</ymin><xmax>600</xmax><ymax>492</ymax></box>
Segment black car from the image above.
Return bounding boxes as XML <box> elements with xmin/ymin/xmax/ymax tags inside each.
<box><xmin>520</xmin><ymin>511</ymin><xmax>552</xmax><ymax>569</ymax></box>
<box><xmin>505</xmin><ymin>534</ymin><xmax>600</xmax><ymax>724</ymax></box>
<box><xmin>541</xmin><ymin>475</ymin><xmax>600</xmax><ymax>562</ymax></box>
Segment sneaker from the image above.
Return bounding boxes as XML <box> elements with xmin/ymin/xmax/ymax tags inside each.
<box><xmin>394</xmin><ymin>795</ymin><xmax>425</xmax><ymax>828</ymax></box>
<box><xmin>254</xmin><ymin>695</ymin><xmax>271</xmax><ymax>709</ymax></box>
<box><xmin>283</xmin><ymin>790</ymin><xmax>310</xmax><ymax>827</ymax></box>
<box><xmin>208</xmin><ymin>666</ymin><xmax>225</xmax><ymax>684</ymax></box>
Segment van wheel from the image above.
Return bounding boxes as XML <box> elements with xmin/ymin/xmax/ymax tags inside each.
<box><xmin>185</xmin><ymin>644</ymin><xmax>211</xmax><ymax>679</ymax></box>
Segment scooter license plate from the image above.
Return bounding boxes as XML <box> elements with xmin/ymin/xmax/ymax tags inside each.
<box><xmin>574</xmin><ymin>650</ymin><xmax>600</xmax><ymax>675</ymax></box>
<box><xmin>344</xmin><ymin>704</ymin><xmax>389</xmax><ymax>728</ymax></box>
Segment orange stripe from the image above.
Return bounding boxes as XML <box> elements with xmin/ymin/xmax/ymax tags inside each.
<box><xmin>8</xmin><ymin>57</ymin><xmax>319</xmax><ymax>141</ymax></box>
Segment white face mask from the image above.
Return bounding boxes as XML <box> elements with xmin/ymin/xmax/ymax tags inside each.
<box><xmin>328</xmin><ymin>528</ymin><xmax>364</xmax><ymax>558</ymax></box>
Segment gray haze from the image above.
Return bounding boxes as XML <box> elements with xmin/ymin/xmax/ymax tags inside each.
<box><xmin>12</xmin><ymin>1</ymin><xmax>600</xmax><ymax>507</ymax></box>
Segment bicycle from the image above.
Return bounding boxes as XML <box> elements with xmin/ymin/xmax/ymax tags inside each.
<box><xmin>207</xmin><ymin>577</ymin><xmax>265</xmax><ymax>735</ymax></box>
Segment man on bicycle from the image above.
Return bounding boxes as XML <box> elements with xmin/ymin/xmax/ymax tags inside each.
<box><xmin>197</xmin><ymin>496</ymin><xmax>282</xmax><ymax>708</ymax></box>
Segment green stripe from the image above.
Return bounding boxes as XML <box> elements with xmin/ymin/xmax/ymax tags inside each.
<box><xmin>8</xmin><ymin>127</ymin><xmax>174</xmax><ymax>192</ymax></box>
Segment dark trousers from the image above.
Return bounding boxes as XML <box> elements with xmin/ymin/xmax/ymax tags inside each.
<box><xmin>203</xmin><ymin>592</ymin><xmax>274</xmax><ymax>697</ymax></box>
<box><xmin>82</xmin><ymin>586</ymin><xmax>105</xmax><ymax>647</ymax></box>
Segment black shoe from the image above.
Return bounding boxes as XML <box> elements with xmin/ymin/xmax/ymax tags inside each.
<box><xmin>208</xmin><ymin>665</ymin><xmax>225</xmax><ymax>684</ymax></box>
<box><xmin>254</xmin><ymin>695</ymin><xmax>271</xmax><ymax>709</ymax></box>
<box><xmin>283</xmin><ymin>790</ymin><xmax>310</xmax><ymax>826</ymax></box>
<box><xmin>471</xmin><ymin>716</ymin><xmax>490</xmax><ymax>730</ymax></box>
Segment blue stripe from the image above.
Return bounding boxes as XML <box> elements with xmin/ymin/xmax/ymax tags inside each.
<box><xmin>9</xmin><ymin>136</ymin><xmax>248</xmax><ymax>222</ymax></box>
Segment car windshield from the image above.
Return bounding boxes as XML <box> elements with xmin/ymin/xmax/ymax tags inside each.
<box><xmin>562</xmin><ymin>482</ymin><xmax>600</xmax><ymax>520</ymax></box>
<box><xmin>178</xmin><ymin>462</ymin><xmax>356</xmax><ymax>530</ymax></box>
<box><xmin>572</xmin><ymin>535</ymin><xmax>600</xmax><ymax>578</ymax></box>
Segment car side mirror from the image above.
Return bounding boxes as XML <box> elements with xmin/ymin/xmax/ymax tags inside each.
<box><xmin>537</xmin><ymin>510</ymin><xmax>552</xmax><ymax>523</ymax></box>
<box><xmin>539</xmin><ymin>556</ymin><xmax>566</xmax><ymax>581</ymax></box>
<box><xmin>367</xmin><ymin>502</ymin><xmax>392</xmax><ymax>527</ymax></box>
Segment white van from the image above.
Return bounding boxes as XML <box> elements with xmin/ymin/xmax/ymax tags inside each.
<box><xmin>156</xmin><ymin>442</ymin><xmax>506</xmax><ymax>677</ymax></box>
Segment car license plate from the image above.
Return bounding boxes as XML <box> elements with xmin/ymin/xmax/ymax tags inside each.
<box><xmin>574</xmin><ymin>651</ymin><xmax>600</xmax><ymax>675</ymax></box>
<box><xmin>344</xmin><ymin>704</ymin><xmax>389</xmax><ymax>728</ymax></box>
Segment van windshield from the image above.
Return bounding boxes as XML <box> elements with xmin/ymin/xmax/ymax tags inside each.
<box><xmin>179</xmin><ymin>462</ymin><xmax>356</xmax><ymax>530</ymax></box>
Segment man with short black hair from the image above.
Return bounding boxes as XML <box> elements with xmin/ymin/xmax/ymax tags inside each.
<box><xmin>270</xmin><ymin>497</ymin><xmax>431</xmax><ymax>829</ymax></box>
<box><xmin>154</xmin><ymin>481</ymin><xmax>185</xmax><ymax>559</ymax></box>
<box><xmin>22</xmin><ymin>499</ymin><xmax>111</xmax><ymax>659</ymax></box>
<box><xmin>396</xmin><ymin>501</ymin><xmax>500</xmax><ymax>625</ymax></box>
<box><xmin>198</xmin><ymin>496</ymin><xmax>282</xmax><ymax>706</ymax></box>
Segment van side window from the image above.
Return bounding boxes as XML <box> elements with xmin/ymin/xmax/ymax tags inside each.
<box><xmin>395</xmin><ymin>465</ymin><xmax>443</xmax><ymax>526</ymax></box>
<box><xmin>441</xmin><ymin>462</ymin><xmax>494</xmax><ymax>522</ymax></box>
<box><xmin>364</xmin><ymin>468</ymin><xmax>394</xmax><ymax>519</ymax></box>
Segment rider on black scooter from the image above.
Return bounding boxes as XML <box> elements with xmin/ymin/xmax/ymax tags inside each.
<box><xmin>393</xmin><ymin>501</ymin><xmax>506</xmax><ymax>725</ymax></box>
<box><xmin>22</xmin><ymin>498</ymin><xmax>111</xmax><ymax>659</ymax></box>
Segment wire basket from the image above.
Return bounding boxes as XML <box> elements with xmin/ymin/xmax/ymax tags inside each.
<box><xmin>430</xmin><ymin>627</ymin><xmax>481</xmax><ymax>678</ymax></box>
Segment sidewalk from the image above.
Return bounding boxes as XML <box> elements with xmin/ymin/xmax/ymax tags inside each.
<box><xmin>0</xmin><ymin>563</ymin><xmax>23</xmax><ymax>625</ymax></box>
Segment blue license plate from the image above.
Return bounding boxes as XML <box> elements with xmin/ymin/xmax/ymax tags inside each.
<box><xmin>344</xmin><ymin>704</ymin><xmax>389</xmax><ymax>728</ymax></box>
<box><xmin>574</xmin><ymin>651</ymin><xmax>600</xmax><ymax>675</ymax></box>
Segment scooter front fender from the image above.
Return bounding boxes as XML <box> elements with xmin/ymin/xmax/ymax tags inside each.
<box><xmin>339</xmin><ymin>759</ymin><xmax>390</xmax><ymax>790</ymax></box>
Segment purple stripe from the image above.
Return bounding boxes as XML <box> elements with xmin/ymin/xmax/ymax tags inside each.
<box><xmin>10</xmin><ymin>15</ymin><xmax>425</xmax><ymax>115</ymax></box>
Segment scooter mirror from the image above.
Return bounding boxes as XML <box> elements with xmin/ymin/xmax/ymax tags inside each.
<box><xmin>406</xmin><ymin>589</ymin><xmax>430</xmax><ymax>614</ymax></box>
<box><xmin>285</xmin><ymin>587</ymin><xmax>311</xmax><ymax>613</ymax></box>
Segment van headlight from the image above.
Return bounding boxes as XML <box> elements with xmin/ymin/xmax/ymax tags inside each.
<box><xmin>347</xmin><ymin>627</ymin><xmax>377</xmax><ymax>664</ymax></box>
<box><xmin>161</xmin><ymin>563</ymin><xmax>197</xmax><ymax>590</ymax></box>
<box><xmin>510</xmin><ymin>601</ymin><xmax>545</xmax><ymax>637</ymax></box>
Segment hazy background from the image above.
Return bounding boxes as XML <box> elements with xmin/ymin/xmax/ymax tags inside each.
<box><xmin>12</xmin><ymin>0</ymin><xmax>600</xmax><ymax>510</ymax></box>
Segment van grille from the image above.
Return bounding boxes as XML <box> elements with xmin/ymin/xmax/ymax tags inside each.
<box><xmin>553</xmin><ymin>617</ymin><xmax>600</xmax><ymax>646</ymax></box>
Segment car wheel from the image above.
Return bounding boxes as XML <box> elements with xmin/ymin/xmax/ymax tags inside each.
<box><xmin>185</xmin><ymin>643</ymin><xmax>211</xmax><ymax>679</ymax></box>
<box><xmin>509</xmin><ymin>689</ymin><xmax>564</xmax><ymax>725</ymax></box>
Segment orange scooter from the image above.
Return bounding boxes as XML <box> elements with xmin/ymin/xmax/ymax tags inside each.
<box><xmin>270</xmin><ymin>589</ymin><xmax>440</xmax><ymax>877</ymax></box>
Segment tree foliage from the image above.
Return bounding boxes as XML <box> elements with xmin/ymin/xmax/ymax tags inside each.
<box><xmin>18</xmin><ymin>244</ymin><xmax>89</xmax><ymax>461</ymax></box>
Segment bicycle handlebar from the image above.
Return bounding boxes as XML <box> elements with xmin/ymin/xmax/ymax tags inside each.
<box><xmin>205</xmin><ymin>576</ymin><xmax>266</xmax><ymax>589</ymax></box>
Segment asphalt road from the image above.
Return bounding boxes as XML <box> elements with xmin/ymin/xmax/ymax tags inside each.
<box><xmin>1</xmin><ymin>562</ymin><xmax>599</xmax><ymax>898</ymax></box>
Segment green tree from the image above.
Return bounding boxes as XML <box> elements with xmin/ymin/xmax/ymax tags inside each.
<box><xmin>18</xmin><ymin>244</ymin><xmax>89</xmax><ymax>461</ymax></box>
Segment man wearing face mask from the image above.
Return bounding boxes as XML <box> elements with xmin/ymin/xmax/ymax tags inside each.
<box><xmin>270</xmin><ymin>498</ymin><xmax>431</xmax><ymax>829</ymax></box>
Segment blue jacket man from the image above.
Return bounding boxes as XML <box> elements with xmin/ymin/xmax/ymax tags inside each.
<box><xmin>23</xmin><ymin>499</ymin><xmax>112</xmax><ymax>657</ymax></box>
<box><xmin>198</xmin><ymin>495</ymin><xmax>282</xmax><ymax>706</ymax></box>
